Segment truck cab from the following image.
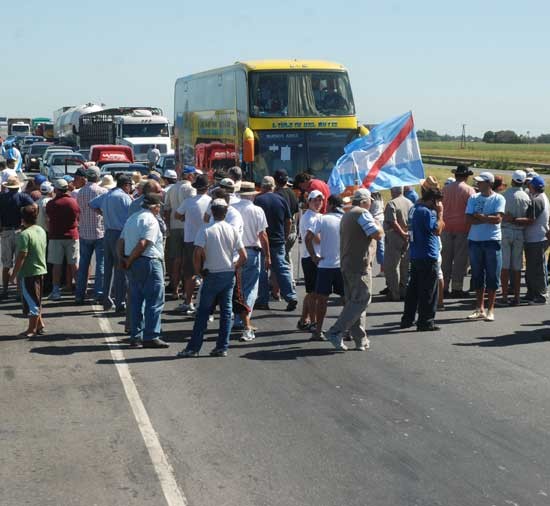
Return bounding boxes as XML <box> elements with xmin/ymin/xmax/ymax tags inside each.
<box><xmin>114</xmin><ymin>109</ymin><xmax>173</xmax><ymax>162</ymax></box>
<box><xmin>89</xmin><ymin>144</ymin><xmax>134</xmax><ymax>167</ymax></box>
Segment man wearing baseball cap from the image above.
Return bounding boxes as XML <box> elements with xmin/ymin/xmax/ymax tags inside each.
<box><xmin>45</xmin><ymin>179</ymin><xmax>80</xmax><ymax>300</ymax></box>
<box><xmin>75</xmin><ymin>166</ymin><xmax>108</xmax><ymax>304</ymax></box>
<box><xmin>293</xmin><ymin>171</ymin><xmax>330</xmax><ymax>214</ymax></box>
<box><xmin>465</xmin><ymin>171</ymin><xmax>506</xmax><ymax>321</ymax></box>
<box><xmin>441</xmin><ymin>164</ymin><xmax>476</xmax><ymax>298</ymax></box>
<box><xmin>522</xmin><ymin>176</ymin><xmax>549</xmax><ymax>304</ymax></box>
<box><xmin>325</xmin><ymin>188</ymin><xmax>383</xmax><ymax>351</ymax></box>
<box><xmin>500</xmin><ymin>170</ymin><xmax>530</xmax><ymax>305</ymax></box>
<box><xmin>0</xmin><ymin>175</ymin><xmax>34</xmax><ymax>298</ymax></box>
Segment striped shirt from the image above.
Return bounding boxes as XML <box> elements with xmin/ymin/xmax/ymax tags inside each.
<box><xmin>77</xmin><ymin>182</ymin><xmax>107</xmax><ymax>240</ymax></box>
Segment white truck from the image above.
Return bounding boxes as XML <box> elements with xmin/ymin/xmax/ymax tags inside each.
<box><xmin>78</xmin><ymin>107</ymin><xmax>173</xmax><ymax>161</ymax></box>
<box><xmin>0</xmin><ymin>117</ymin><xmax>8</xmax><ymax>139</ymax></box>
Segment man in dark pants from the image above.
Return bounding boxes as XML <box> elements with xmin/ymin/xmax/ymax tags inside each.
<box><xmin>401</xmin><ymin>185</ymin><xmax>445</xmax><ymax>332</ymax></box>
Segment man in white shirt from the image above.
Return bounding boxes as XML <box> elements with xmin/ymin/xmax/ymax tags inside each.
<box><xmin>118</xmin><ymin>192</ymin><xmax>169</xmax><ymax>349</ymax></box>
<box><xmin>175</xmin><ymin>174</ymin><xmax>211</xmax><ymax>313</ymax></box>
<box><xmin>164</xmin><ymin>165</ymin><xmax>196</xmax><ymax>299</ymax></box>
<box><xmin>232</xmin><ymin>181</ymin><xmax>270</xmax><ymax>341</ymax></box>
<box><xmin>306</xmin><ymin>195</ymin><xmax>345</xmax><ymax>340</ymax></box>
<box><xmin>177</xmin><ymin>199</ymin><xmax>246</xmax><ymax>358</ymax></box>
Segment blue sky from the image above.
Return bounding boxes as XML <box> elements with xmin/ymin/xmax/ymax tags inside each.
<box><xmin>2</xmin><ymin>0</ymin><xmax>548</xmax><ymax>136</ymax></box>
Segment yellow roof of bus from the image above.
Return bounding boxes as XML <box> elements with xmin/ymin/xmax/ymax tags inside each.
<box><xmin>238</xmin><ymin>60</ymin><xmax>347</xmax><ymax>71</ymax></box>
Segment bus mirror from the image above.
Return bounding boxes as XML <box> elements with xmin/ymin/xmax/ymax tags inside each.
<box><xmin>243</xmin><ymin>127</ymin><xmax>255</xmax><ymax>163</ymax></box>
<box><xmin>358</xmin><ymin>125</ymin><xmax>369</xmax><ymax>137</ymax></box>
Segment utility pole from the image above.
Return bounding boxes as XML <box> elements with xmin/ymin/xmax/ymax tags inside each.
<box><xmin>460</xmin><ymin>124</ymin><xmax>466</xmax><ymax>149</ymax></box>
<box><xmin>527</xmin><ymin>130</ymin><xmax>530</xmax><ymax>144</ymax></box>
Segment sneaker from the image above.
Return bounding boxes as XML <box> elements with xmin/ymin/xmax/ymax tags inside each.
<box><xmin>240</xmin><ymin>329</ymin><xmax>256</xmax><ymax>342</ymax></box>
<box><xmin>467</xmin><ymin>309</ymin><xmax>486</xmax><ymax>320</ymax></box>
<box><xmin>355</xmin><ymin>340</ymin><xmax>370</xmax><ymax>351</ymax></box>
<box><xmin>177</xmin><ymin>349</ymin><xmax>199</xmax><ymax>358</ymax></box>
<box><xmin>208</xmin><ymin>314</ymin><xmax>214</xmax><ymax>323</ymax></box>
<box><xmin>495</xmin><ymin>298</ymin><xmax>509</xmax><ymax>307</ymax></box>
<box><xmin>286</xmin><ymin>299</ymin><xmax>298</xmax><ymax>312</ymax></box>
<box><xmin>209</xmin><ymin>348</ymin><xmax>228</xmax><ymax>357</ymax></box>
<box><xmin>48</xmin><ymin>289</ymin><xmax>61</xmax><ymax>301</ymax></box>
<box><xmin>254</xmin><ymin>302</ymin><xmax>270</xmax><ymax>310</ymax></box>
<box><xmin>177</xmin><ymin>302</ymin><xmax>196</xmax><ymax>315</ymax></box>
<box><xmin>400</xmin><ymin>320</ymin><xmax>414</xmax><ymax>329</ymax></box>
<box><xmin>142</xmin><ymin>338</ymin><xmax>170</xmax><ymax>348</ymax></box>
<box><xmin>327</xmin><ymin>332</ymin><xmax>348</xmax><ymax>351</ymax></box>
<box><xmin>128</xmin><ymin>338</ymin><xmax>142</xmax><ymax>348</ymax></box>
<box><xmin>528</xmin><ymin>296</ymin><xmax>547</xmax><ymax>305</ymax></box>
<box><xmin>309</xmin><ymin>331</ymin><xmax>327</xmax><ymax>341</ymax></box>
<box><xmin>508</xmin><ymin>298</ymin><xmax>520</xmax><ymax>306</ymax></box>
<box><xmin>484</xmin><ymin>311</ymin><xmax>495</xmax><ymax>322</ymax></box>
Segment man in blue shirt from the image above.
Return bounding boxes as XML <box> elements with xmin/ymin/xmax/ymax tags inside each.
<box><xmin>404</xmin><ymin>185</ymin><xmax>419</xmax><ymax>204</ymax></box>
<box><xmin>401</xmin><ymin>184</ymin><xmax>445</xmax><ymax>331</ymax></box>
<box><xmin>254</xmin><ymin>176</ymin><xmax>297</xmax><ymax>311</ymax></box>
<box><xmin>465</xmin><ymin>171</ymin><xmax>506</xmax><ymax>322</ymax></box>
<box><xmin>89</xmin><ymin>174</ymin><xmax>133</xmax><ymax>312</ymax></box>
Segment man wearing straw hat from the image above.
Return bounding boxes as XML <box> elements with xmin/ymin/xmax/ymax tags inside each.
<box><xmin>0</xmin><ymin>175</ymin><xmax>34</xmax><ymax>299</ymax></box>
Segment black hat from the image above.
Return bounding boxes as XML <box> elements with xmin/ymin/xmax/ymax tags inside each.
<box><xmin>117</xmin><ymin>174</ymin><xmax>133</xmax><ymax>186</ymax></box>
<box><xmin>452</xmin><ymin>164</ymin><xmax>474</xmax><ymax>176</ymax></box>
<box><xmin>274</xmin><ymin>168</ymin><xmax>288</xmax><ymax>184</ymax></box>
<box><xmin>192</xmin><ymin>174</ymin><xmax>209</xmax><ymax>190</ymax></box>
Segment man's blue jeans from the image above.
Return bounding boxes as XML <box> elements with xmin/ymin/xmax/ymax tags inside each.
<box><xmin>128</xmin><ymin>257</ymin><xmax>165</xmax><ymax>341</ymax></box>
<box><xmin>75</xmin><ymin>238</ymin><xmax>104</xmax><ymax>300</ymax></box>
<box><xmin>103</xmin><ymin>229</ymin><xmax>127</xmax><ymax>308</ymax></box>
<box><xmin>257</xmin><ymin>243</ymin><xmax>297</xmax><ymax>305</ymax></box>
<box><xmin>234</xmin><ymin>248</ymin><xmax>261</xmax><ymax>326</ymax></box>
<box><xmin>187</xmin><ymin>271</ymin><xmax>235</xmax><ymax>352</ymax></box>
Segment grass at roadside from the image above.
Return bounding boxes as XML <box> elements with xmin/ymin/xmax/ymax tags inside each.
<box><xmin>420</xmin><ymin>141</ymin><xmax>550</xmax><ymax>165</ymax></box>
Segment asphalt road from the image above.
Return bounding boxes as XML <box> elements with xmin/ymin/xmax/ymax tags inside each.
<box><xmin>2</xmin><ymin>267</ymin><xmax>550</xmax><ymax>506</ymax></box>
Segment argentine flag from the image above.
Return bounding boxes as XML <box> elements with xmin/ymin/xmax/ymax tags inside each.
<box><xmin>328</xmin><ymin>111</ymin><xmax>424</xmax><ymax>194</ymax></box>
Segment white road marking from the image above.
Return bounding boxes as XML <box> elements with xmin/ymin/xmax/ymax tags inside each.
<box><xmin>94</xmin><ymin>307</ymin><xmax>188</xmax><ymax>506</ymax></box>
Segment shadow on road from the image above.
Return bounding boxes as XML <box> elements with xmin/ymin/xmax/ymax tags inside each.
<box><xmin>453</xmin><ymin>326</ymin><xmax>550</xmax><ymax>347</ymax></box>
<box><xmin>241</xmin><ymin>346</ymin><xmax>339</xmax><ymax>361</ymax></box>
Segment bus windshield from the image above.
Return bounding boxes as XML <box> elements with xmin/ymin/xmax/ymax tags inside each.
<box><xmin>249</xmin><ymin>71</ymin><xmax>355</xmax><ymax>118</ymax></box>
<box><xmin>122</xmin><ymin>123</ymin><xmax>169</xmax><ymax>138</ymax></box>
<box><xmin>254</xmin><ymin>129</ymin><xmax>355</xmax><ymax>181</ymax></box>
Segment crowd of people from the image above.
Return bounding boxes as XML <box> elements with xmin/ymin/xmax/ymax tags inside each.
<box><xmin>1</xmin><ymin>153</ymin><xmax>549</xmax><ymax>355</ymax></box>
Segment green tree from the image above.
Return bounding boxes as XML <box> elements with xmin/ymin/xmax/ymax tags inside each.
<box><xmin>482</xmin><ymin>131</ymin><xmax>496</xmax><ymax>143</ymax></box>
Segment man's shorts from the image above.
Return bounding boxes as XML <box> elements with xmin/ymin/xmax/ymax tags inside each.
<box><xmin>315</xmin><ymin>267</ymin><xmax>345</xmax><ymax>297</ymax></box>
<box><xmin>0</xmin><ymin>229</ymin><xmax>18</xmax><ymax>268</ymax></box>
<box><xmin>501</xmin><ymin>229</ymin><xmax>524</xmax><ymax>271</ymax></box>
<box><xmin>468</xmin><ymin>240</ymin><xmax>502</xmax><ymax>290</ymax></box>
<box><xmin>301</xmin><ymin>257</ymin><xmax>318</xmax><ymax>293</ymax></box>
<box><xmin>166</xmin><ymin>228</ymin><xmax>184</xmax><ymax>259</ymax></box>
<box><xmin>48</xmin><ymin>239</ymin><xmax>79</xmax><ymax>265</ymax></box>
<box><xmin>182</xmin><ymin>242</ymin><xmax>195</xmax><ymax>278</ymax></box>
<box><xmin>21</xmin><ymin>275</ymin><xmax>43</xmax><ymax>316</ymax></box>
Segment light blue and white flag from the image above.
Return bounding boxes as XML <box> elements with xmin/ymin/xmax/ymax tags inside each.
<box><xmin>328</xmin><ymin>111</ymin><xmax>424</xmax><ymax>194</ymax></box>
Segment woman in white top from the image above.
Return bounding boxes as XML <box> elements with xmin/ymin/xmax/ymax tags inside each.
<box><xmin>297</xmin><ymin>190</ymin><xmax>323</xmax><ymax>331</ymax></box>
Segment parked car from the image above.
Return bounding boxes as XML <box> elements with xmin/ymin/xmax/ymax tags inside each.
<box><xmin>157</xmin><ymin>153</ymin><xmax>175</xmax><ymax>175</ymax></box>
<box><xmin>20</xmin><ymin>135</ymin><xmax>45</xmax><ymax>159</ymax></box>
<box><xmin>99</xmin><ymin>163</ymin><xmax>149</xmax><ymax>177</ymax></box>
<box><xmin>46</xmin><ymin>153</ymin><xmax>86</xmax><ymax>180</ymax></box>
<box><xmin>40</xmin><ymin>147</ymin><xmax>74</xmax><ymax>175</ymax></box>
<box><xmin>25</xmin><ymin>141</ymin><xmax>53</xmax><ymax>171</ymax></box>
<box><xmin>78</xmin><ymin>148</ymin><xmax>90</xmax><ymax>161</ymax></box>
